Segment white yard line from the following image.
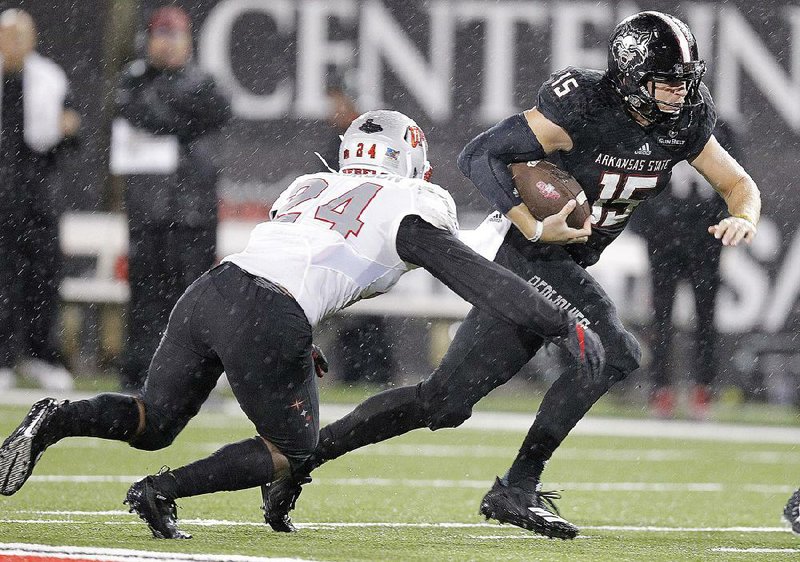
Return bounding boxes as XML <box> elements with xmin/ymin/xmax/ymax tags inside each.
<box><xmin>321</xmin><ymin>404</ymin><xmax>800</xmax><ymax>444</ymax></box>
<box><xmin>12</xmin><ymin>510</ymin><xmax>129</xmax><ymax>516</ymax></box>
<box><xmin>467</xmin><ymin>534</ymin><xmax>591</xmax><ymax>540</ymax></box>
<box><xmin>738</xmin><ymin>452</ymin><xmax>800</xmax><ymax>464</ymax></box>
<box><xmin>205</xmin><ymin>443</ymin><xmax>701</xmax><ymax>462</ymax></box>
<box><xmin>3</xmin><ymin>390</ymin><xmax>800</xmax><ymax>444</ymax></box>
<box><xmin>713</xmin><ymin>547</ymin><xmax>800</xmax><ymax>553</ymax></box>
<box><xmin>48</xmin><ymin>440</ymin><xmax>796</xmax><ymax>467</ymax></box>
<box><xmin>0</xmin><ymin>543</ymin><xmax>316</xmax><ymax>562</ymax></box>
<box><xmin>23</xmin><ymin>475</ymin><xmax>796</xmax><ymax>494</ymax></box>
<box><xmin>0</xmin><ymin>520</ymin><xmax>792</xmax><ymax>534</ymax></box>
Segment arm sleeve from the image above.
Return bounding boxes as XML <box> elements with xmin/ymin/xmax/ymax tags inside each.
<box><xmin>396</xmin><ymin>215</ymin><xmax>569</xmax><ymax>338</ymax></box>
<box><xmin>535</xmin><ymin>68</ymin><xmax>588</xmax><ymax>135</ymax></box>
<box><xmin>456</xmin><ymin>113</ymin><xmax>547</xmax><ymax>214</ymax></box>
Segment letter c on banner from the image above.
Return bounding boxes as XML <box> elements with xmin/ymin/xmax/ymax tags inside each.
<box><xmin>198</xmin><ymin>0</ymin><xmax>295</xmax><ymax>119</ymax></box>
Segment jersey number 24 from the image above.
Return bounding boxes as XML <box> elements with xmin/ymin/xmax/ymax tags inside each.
<box><xmin>273</xmin><ymin>179</ymin><xmax>382</xmax><ymax>238</ymax></box>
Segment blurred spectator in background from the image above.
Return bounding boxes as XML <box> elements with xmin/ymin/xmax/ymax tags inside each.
<box><xmin>110</xmin><ymin>5</ymin><xmax>231</xmax><ymax>391</ymax></box>
<box><xmin>318</xmin><ymin>83</ymin><xmax>396</xmax><ymax>384</ymax></box>
<box><xmin>0</xmin><ymin>9</ymin><xmax>79</xmax><ymax>391</ymax></box>
<box><xmin>635</xmin><ymin>121</ymin><xmax>740</xmax><ymax>420</ymax></box>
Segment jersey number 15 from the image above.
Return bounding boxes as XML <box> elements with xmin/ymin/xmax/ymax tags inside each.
<box><xmin>552</xmin><ymin>72</ymin><xmax>579</xmax><ymax>98</ymax></box>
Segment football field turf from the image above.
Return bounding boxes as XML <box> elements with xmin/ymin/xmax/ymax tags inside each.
<box><xmin>1</xmin><ymin>399</ymin><xmax>799</xmax><ymax>561</ymax></box>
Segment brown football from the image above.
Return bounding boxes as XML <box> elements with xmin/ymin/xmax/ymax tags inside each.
<box><xmin>510</xmin><ymin>161</ymin><xmax>591</xmax><ymax>228</ymax></box>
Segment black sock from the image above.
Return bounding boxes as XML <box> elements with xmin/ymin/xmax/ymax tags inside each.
<box><xmin>43</xmin><ymin>393</ymin><xmax>141</xmax><ymax>445</ymax></box>
<box><xmin>157</xmin><ymin>437</ymin><xmax>274</xmax><ymax>499</ymax></box>
<box><xmin>507</xmin><ymin>366</ymin><xmax>619</xmax><ymax>492</ymax></box>
<box><xmin>313</xmin><ymin>385</ymin><xmax>425</xmax><ymax>469</ymax></box>
<box><xmin>506</xmin><ymin>443</ymin><xmax>554</xmax><ymax>492</ymax></box>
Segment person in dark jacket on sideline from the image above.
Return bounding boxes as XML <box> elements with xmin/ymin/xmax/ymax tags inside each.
<box><xmin>634</xmin><ymin>120</ymin><xmax>739</xmax><ymax>420</ymax></box>
<box><xmin>0</xmin><ymin>9</ymin><xmax>80</xmax><ymax>391</ymax></box>
<box><xmin>110</xmin><ymin>5</ymin><xmax>231</xmax><ymax>391</ymax></box>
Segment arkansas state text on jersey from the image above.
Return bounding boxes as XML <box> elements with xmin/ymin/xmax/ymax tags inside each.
<box><xmin>537</xmin><ymin>66</ymin><xmax>716</xmax><ymax>266</ymax></box>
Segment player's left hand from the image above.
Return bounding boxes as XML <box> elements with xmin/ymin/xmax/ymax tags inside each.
<box><xmin>551</xmin><ymin>320</ymin><xmax>606</xmax><ymax>381</ymax></box>
<box><xmin>708</xmin><ymin>216</ymin><xmax>757</xmax><ymax>246</ymax></box>
<box><xmin>311</xmin><ymin>344</ymin><xmax>329</xmax><ymax>378</ymax></box>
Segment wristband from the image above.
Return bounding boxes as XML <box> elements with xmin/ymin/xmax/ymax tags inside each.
<box><xmin>527</xmin><ymin>219</ymin><xmax>544</xmax><ymax>243</ymax></box>
<box><xmin>733</xmin><ymin>213</ymin><xmax>757</xmax><ymax>227</ymax></box>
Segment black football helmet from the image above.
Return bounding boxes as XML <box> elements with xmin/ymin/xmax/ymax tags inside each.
<box><xmin>607</xmin><ymin>11</ymin><xmax>706</xmax><ymax>125</ymax></box>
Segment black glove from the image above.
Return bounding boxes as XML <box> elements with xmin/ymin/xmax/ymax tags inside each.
<box><xmin>311</xmin><ymin>344</ymin><xmax>329</xmax><ymax>378</ymax></box>
<box><xmin>551</xmin><ymin>320</ymin><xmax>605</xmax><ymax>380</ymax></box>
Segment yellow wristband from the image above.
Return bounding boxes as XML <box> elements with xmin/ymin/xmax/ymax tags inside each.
<box><xmin>733</xmin><ymin>213</ymin><xmax>757</xmax><ymax>226</ymax></box>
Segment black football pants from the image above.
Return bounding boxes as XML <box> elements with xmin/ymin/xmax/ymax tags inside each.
<box><xmin>647</xmin><ymin>238</ymin><xmax>721</xmax><ymax>388</ymax></box>
<box><xmin>312</xmin><ymin>229</ymin><xmax>641</xmax><ymax>468</ymax></box>
<box><xmin>130</xmin><ymin>263</ymin><xmax>319</xmax><ymax>464</ymax></box>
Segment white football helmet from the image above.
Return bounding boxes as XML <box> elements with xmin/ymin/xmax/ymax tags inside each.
<box><xmin>339</xmin><ymin>110</ymin><xmax>432</xmax><ymax>180</ymax></box>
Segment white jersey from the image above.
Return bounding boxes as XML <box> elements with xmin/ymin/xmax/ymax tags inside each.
<box><xmin>223</xmin><ymin>172</ymin><xmax>458</xmax><ymax>326</ymax></box>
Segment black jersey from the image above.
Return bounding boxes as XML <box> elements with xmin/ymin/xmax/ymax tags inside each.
<box><xmin>535</xmin><ymin>66</ymin><xmax>716</xmax><ymax>266</ymax></box>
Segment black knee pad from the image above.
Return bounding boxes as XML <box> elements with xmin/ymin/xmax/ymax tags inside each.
<box><xmin>417</xmin><ymin>378</ymin><xmax>473</xmax><ymax>431</ymax></box>
<box><xmin>128</xmin><ymin>402</ymin><xmax>182</xmax><ymax>451</ymax></box>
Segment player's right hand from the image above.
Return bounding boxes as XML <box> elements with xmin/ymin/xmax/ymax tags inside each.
<box><xmin>540</xmin><ymin>200</ymin><xmax>592</xmax><ymax>245</ymax></box>
<box><xmin>311</xmin><ymin>344</ymin><xmax>329</xmax><ymax>378</ymax></box>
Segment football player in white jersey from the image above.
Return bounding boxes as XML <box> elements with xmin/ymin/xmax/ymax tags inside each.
<box><xmin>0</xmin><ymin>110</ymin><xmax>603</xmax><ymax>539</ymax></box>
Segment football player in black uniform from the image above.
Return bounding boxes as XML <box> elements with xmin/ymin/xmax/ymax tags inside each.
<box><xmin>784</xmin><ymin>489</ymin><xmax>800</xmax><ymax>536</ymax></box>
<box><xmin>263</xmin><ymin>11</ymin><xmax>761</xmax><ymax>539</ymax></box>
<box><xmin>783</xmin><ymin>488</ymin><xmax>800</xmax><ymax>536</ymax></box>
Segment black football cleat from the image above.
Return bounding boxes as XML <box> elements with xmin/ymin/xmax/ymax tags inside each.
<box><xmin>125</xmin><ymin>475</ymin><xmax>191</xmax><ymax>539</ymax></box>
<box><xmin>479</xmin><ymin>477</ymin><xmax>579</xmax><ymax>540</ymax></box>
<box><xmin>261</xmin><ymin>475</ymin><xmax>311</xmax><ymax>532</ymax></box>
<box><xmin>0</xmin><ymin>398</ymin><xmax>60</xmax><ymax>496</ymax></box>
<box><xmin>783</xmin><ymin>488</ymin><xmax>800</xmax><ymax>536</ymax></box>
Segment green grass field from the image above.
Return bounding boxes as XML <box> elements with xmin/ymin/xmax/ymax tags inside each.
<box><xmin>1</xmin><ymin>400</ymin><xmax>799</xmax><ymax>561</ymax></box>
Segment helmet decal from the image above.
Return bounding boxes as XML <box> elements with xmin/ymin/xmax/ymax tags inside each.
<box><xmin>359</xmin><ymin>118</ymin><xmax>383</xmax><ymax>134</ymax></box>
<box><xmin>612</xmin><ymin>28</ymin><xmax>654</xmax><ymax>72</ymax></box>
<box><xmin>405</xmin><ymin>126</ymin><xmax>424</xmax><ymax>148</ymax></box>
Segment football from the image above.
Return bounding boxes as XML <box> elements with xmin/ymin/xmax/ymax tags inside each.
<box><xmin>509</xmin><ymin>161</ymin><xmax>591</xmax><ymax>228</ymax></box>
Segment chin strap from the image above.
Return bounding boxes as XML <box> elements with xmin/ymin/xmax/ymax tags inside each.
<box><xmin>423</xmin><ymin>161</ymin><xmax>433</xmax><ymax>182</ymax></box>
